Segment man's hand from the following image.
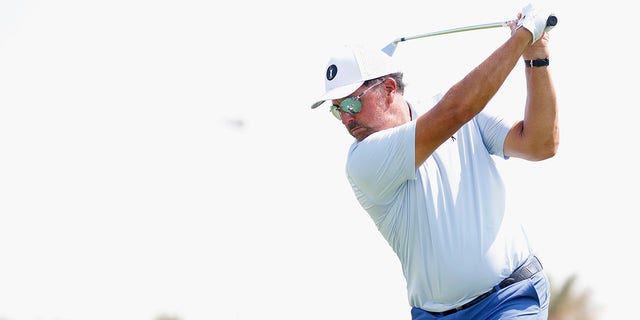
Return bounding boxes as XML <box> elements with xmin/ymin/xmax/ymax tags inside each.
<box><xmin>524</xmin><ymin>30</ymin><xmax>550</xmax><ymax>60</ymax></box>
<box><xmin>516</xmin><ymin>3</ymin><xmax>555</xmax><ymax>44</ymax></box>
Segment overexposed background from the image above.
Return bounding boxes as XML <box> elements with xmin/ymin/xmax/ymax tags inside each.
<box><xmin>0</xmin><ymin>0</ymin><xmax>636</xmax><ymax>319</ymax></box>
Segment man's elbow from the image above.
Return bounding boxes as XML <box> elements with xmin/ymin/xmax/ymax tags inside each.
<box><xmin>526</xmin><ymin>138</ymin><xmax>559</xmax><ymax>161</ymax></box>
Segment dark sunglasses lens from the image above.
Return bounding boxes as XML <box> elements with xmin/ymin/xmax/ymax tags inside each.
<box><xmin>340</xmin><ymin>98</ymin><xmax>361</xmax><ymax>114</ymax></box>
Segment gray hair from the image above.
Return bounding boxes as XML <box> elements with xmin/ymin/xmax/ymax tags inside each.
<box><xmin>364</xmin><ymin>72</ymin><xmax>405</xmax><ymax>94</ymax></box>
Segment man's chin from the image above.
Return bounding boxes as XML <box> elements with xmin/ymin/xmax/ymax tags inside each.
<box><xmin>350</xmin><ymin>127</ymin><xmax>371</xmax><ymax>141</ymax></box>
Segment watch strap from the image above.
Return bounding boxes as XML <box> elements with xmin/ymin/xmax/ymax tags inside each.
<box><xmin>524</xmin><ymin>58</ymin><xmax>549</xmax><ymax>68</ymax></box>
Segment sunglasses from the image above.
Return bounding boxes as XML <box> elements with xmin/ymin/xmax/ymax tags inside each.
<box><xmin>330</xmin><ymin>80</ymin><xmax>383</xmax><ymax>120</ymax></box>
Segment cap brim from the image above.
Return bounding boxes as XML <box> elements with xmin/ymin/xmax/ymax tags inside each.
<box><xmin>310</xmin><ymin>81</ymin><xmax>363</xmax><ymax>109</ymax></box>
<box><xmin>310</xmin><ymin>100</ymin><xmax>327</xmax><ymax>109</ymax></box>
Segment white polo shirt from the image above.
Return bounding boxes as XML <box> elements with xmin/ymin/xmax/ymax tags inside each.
<box><xmin>345</xmin><ymin>104</ymin><xmax>532</xmax><ymax>312</ymax></box>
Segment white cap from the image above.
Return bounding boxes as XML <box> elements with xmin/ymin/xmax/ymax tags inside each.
<box><xmin>310</xmin><ymin>44</ymin><xmax>400</xmax><ymax>109</ymax></box>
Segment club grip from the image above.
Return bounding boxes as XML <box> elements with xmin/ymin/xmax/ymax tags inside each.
<box><xmin>546</xmin><ymin>15</ymin><xmax>557</xmax><ymax>27</ymax></box>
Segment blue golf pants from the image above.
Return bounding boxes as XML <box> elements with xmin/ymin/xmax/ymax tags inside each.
<box><xmin>411</xmin><ymin>272</ymin><xmax>550</xmax><ymax>320</ymax></box>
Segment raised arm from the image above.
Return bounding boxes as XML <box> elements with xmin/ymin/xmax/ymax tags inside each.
<box><xmin>414</xmin><ymin>5</ymin><xmax>557</xmax><ymax>168</ymax></box>
<box><xmin>414</xmin><ymin>27</ymin><xmax>531</xmax><ymax>168</ymax></box>
<box><xmin>503</xmin><ymin>30</ymin><xmax>558</xmax><ymax>160</ymax></box>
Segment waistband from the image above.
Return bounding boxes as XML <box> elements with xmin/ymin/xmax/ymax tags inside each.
<box><xmin>426</xmin><ymin>255</ymin><xmax>543</xmax><ymax>317</ymax></box>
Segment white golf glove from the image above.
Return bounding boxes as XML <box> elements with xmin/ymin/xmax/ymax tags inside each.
<box><xmin>517</xmin><ymin>3</ymin><xmax>555</xmax><ymax>43</ymax></box>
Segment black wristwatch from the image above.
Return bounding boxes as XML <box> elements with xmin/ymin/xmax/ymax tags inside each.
<box><xmin>524</xmin><ymin>58</ymin><xmax>549</xmax><ymax>68</ymax></box>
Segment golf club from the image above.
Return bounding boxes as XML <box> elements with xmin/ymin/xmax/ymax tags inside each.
<box><xmin>382</xmin><ymin>15</ymin><xmax>557</xmax><ymax>56</ymax></box>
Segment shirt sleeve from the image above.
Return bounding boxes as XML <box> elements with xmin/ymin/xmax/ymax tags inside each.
<box><xmin>346</xmin><ymin>120</ymin><xmax>416</xmax><ymax>207</ymax></box>
<box><xmin>474</xmin><ymin>111</ymin><xmax>511</xmax><ymax>159</ymax></box>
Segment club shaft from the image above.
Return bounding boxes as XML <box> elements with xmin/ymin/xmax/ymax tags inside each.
<box><xmin>395</xmin><ymin>20</ymin><xmax>515</xmax><ymax>44</ymax></box>
<box><xmin>382</xmin><ymin>15</ymin><xmax>557</xmax><ymax>56</ymax></box>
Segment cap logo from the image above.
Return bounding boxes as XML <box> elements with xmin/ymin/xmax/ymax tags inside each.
<box><xmin>326</xmin><ymin>64</ymin><xmax>338</xmax><ymax>81</ymax></box>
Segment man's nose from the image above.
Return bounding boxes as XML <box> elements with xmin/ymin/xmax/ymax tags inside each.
<box><xmin>340</xmin><ymin>111</ymin><xmax>355</xmax><ymax>125</ymax></box>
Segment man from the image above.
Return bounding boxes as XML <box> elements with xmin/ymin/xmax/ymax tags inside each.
<box><xmin>310</xmin><ymin>4</ymin><xmax>558</xmax><ymax>320</ymax></box>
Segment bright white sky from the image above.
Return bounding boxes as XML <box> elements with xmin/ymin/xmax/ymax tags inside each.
<box><xmin>0</xmin><ymin>1</ymin><xmax>636</xmax><ymax>320</ymax></box>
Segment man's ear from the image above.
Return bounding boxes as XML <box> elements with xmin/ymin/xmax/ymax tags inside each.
<box><xmin>382</xmin><ymin>77</ymin><xmax>397</xmax><ymax>101</ymax></box>
<box><xmin>382</xmin><ymin>77</ymin><xmax>398</xmax><ymax>95</ymax></box>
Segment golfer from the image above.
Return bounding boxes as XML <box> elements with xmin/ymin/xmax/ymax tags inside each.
<box><xmin>310</xmin><ymin>4</ymin><xmax>558</xmax><ymax>320</ymax></box>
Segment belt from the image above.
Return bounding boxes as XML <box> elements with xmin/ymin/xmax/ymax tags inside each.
<box><xmin>427</xmin><ymin>256</ymin><xmax>543</xmax><ymax>317</ymax></box>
